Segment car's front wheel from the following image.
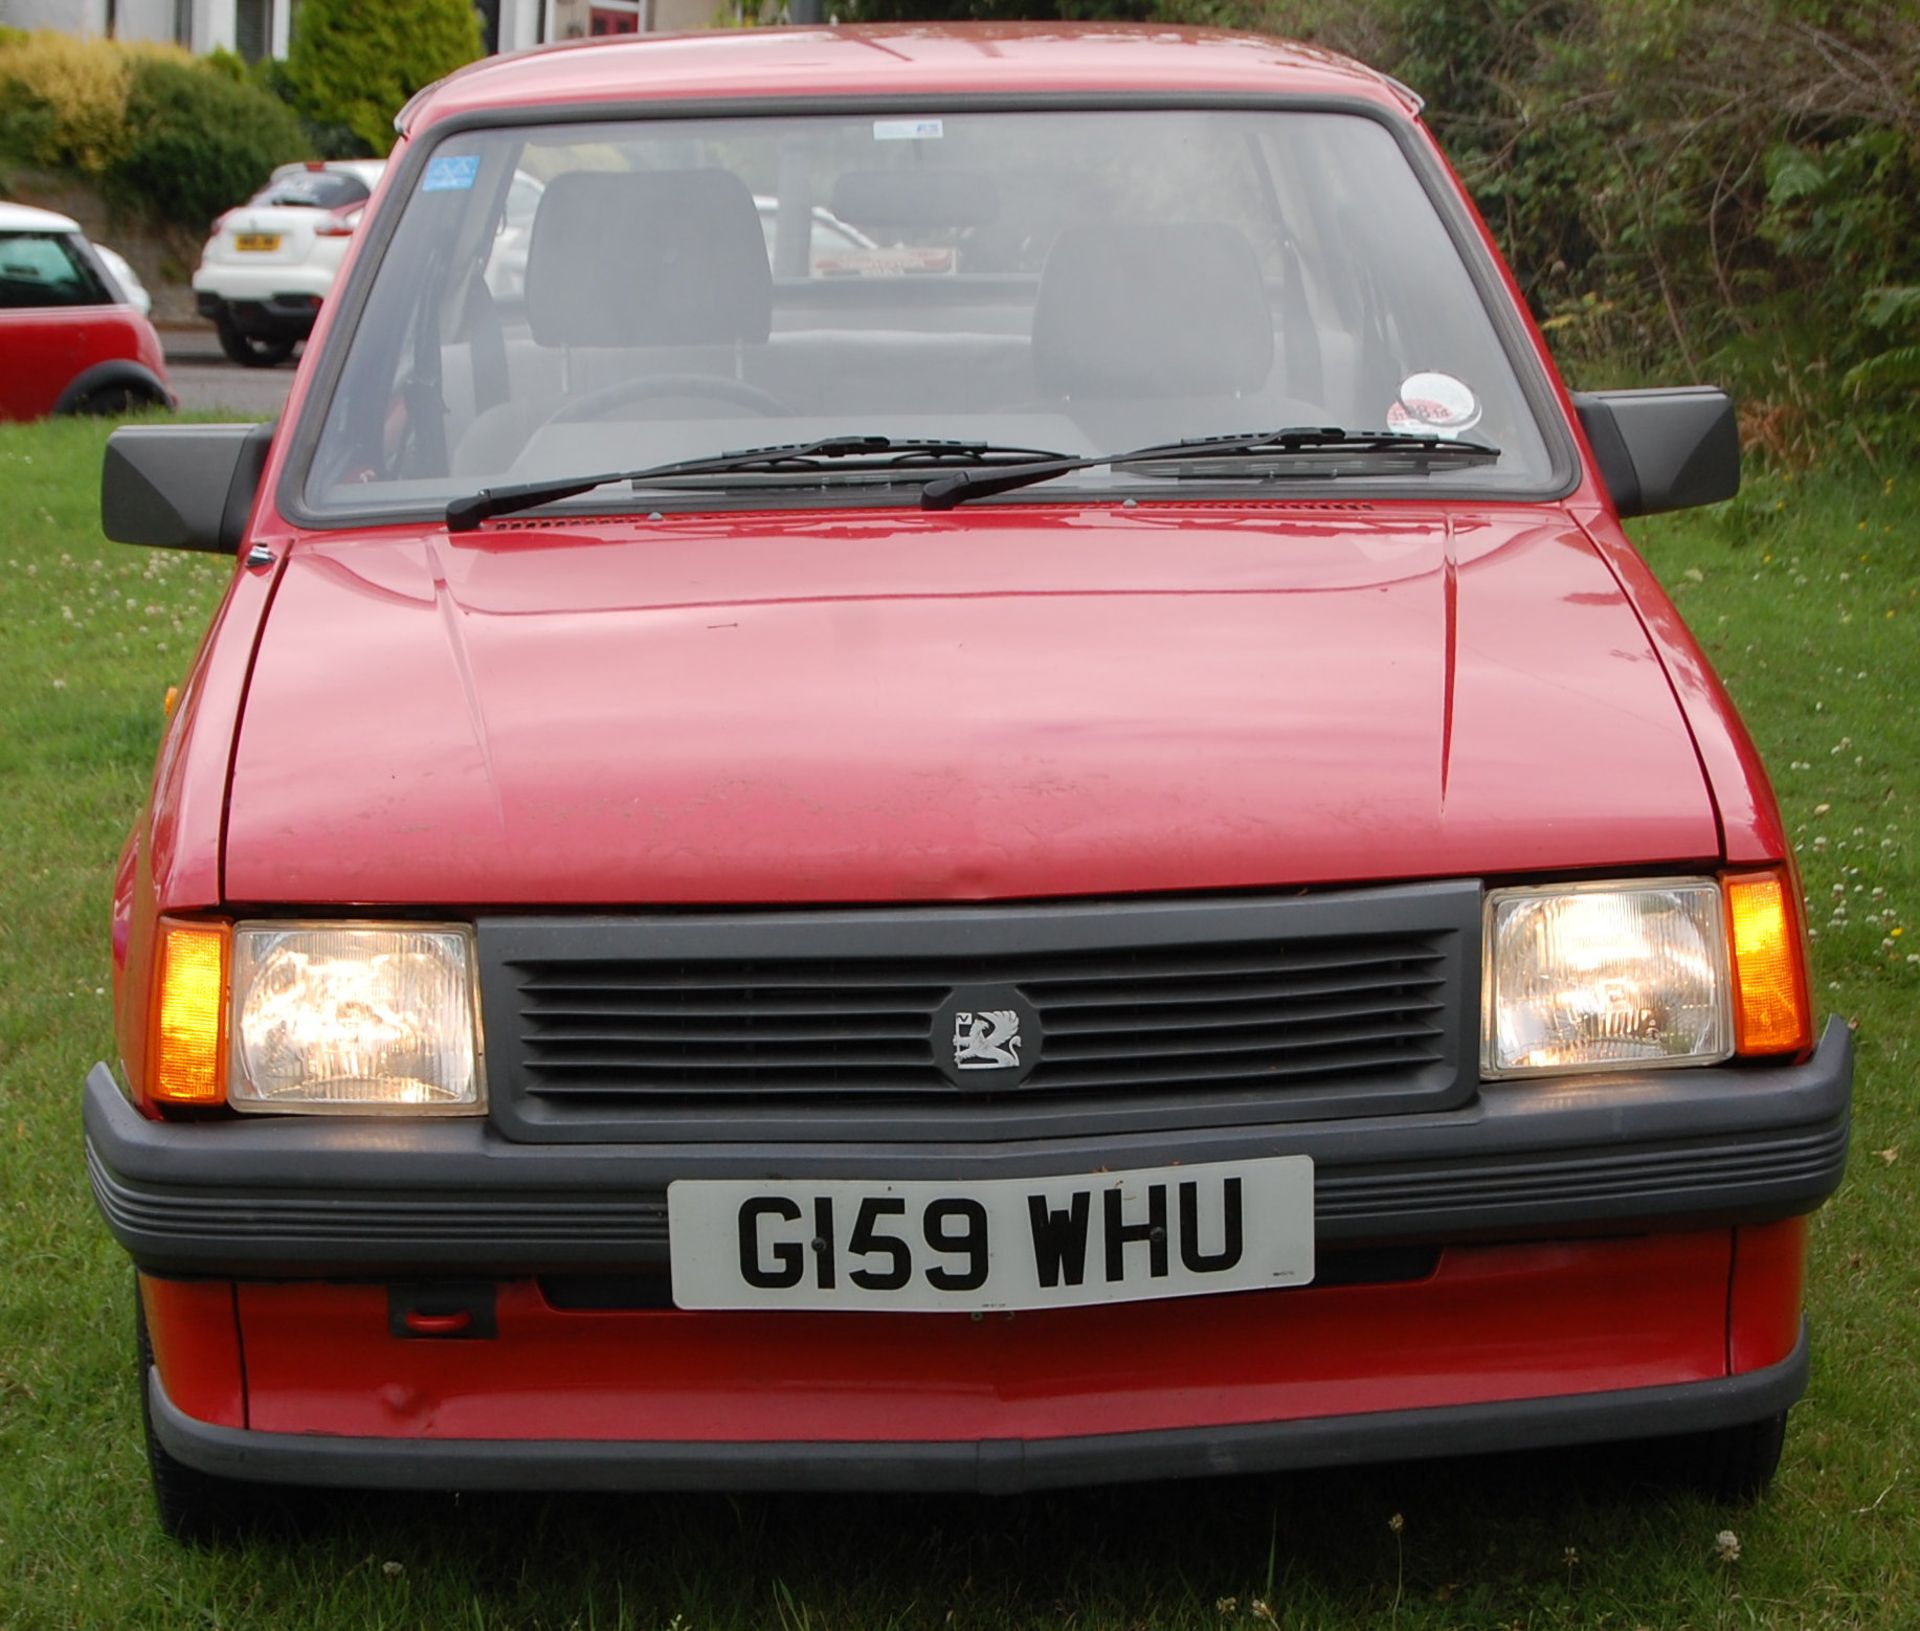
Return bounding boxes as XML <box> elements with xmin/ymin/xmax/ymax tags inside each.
<box><xmin>136</xmin><ymin>1289</ymin><xmax>308</xmax><ymax>1544</ymax></box>
<box><xmin>68</xmin><ymin>383</ymin><xmax>165</xmax><ymax>416</ymax></box>
<box><xmin>214</xmin><ymin>319</ymin><xmax>296</xmax><ymax>369</ymax></box>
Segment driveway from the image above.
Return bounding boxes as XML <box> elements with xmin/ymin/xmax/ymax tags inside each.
<box><xmin>161</xmin><ymin>324</ymin><xmax>297</xmax><ymax>419</ymax></box>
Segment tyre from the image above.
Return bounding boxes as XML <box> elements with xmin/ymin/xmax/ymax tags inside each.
<box><xmin>136</xmin><ymin>1288</ymin><xmax>310</xmax><ymax>1544</ymax></box>
<box><xmin>70</xmin><ymin>384</ymin><xmax>163</xmax><ymax>417</ymax></box>
<box><xmin>214</xmin><ymin>318</ymin><xmax>296</xmax><ymax>368</ymax></box>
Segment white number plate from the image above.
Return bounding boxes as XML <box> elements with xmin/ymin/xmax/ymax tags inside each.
<box><xmin>668</xmin><ymin>1156</ymin><xmax>1313</xmax><ymax>1313</ymax></box>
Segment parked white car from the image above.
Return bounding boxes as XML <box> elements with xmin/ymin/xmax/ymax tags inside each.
<box><xmin>90</xmin><ymin>243</ymin><xmax>152</xmax><ymax>315</ymax></box>
<box><xmin>192</xmin><ymin>159</ymin><xmax>384</xmax><ymax>367</ymax></box>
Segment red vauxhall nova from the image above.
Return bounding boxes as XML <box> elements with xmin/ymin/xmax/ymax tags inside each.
<box><xmin>87</xmin><ymin>27</ymin><xmax>1851</xmax><ymax>1539</ymax></box>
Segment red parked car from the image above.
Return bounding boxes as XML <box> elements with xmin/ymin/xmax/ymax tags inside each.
<box><xmin>1</xmin><ymin>202</ymin><xmax>173</xmax><ymax>421</ymax></box>
<box><xmin>88</xmin><ymin>27</ymin><xmax>1849</xmax><ymax>1540</ymax></box>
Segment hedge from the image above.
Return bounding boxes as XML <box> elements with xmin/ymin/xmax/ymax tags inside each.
<box><xmin>0</xmin><ymin>31</ymin><xmax>304</xmax><ymax>231</ymax></box>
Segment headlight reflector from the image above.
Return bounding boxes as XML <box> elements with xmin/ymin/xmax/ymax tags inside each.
<box><xmin>1484</xmin><ymin>881</ymin><xmax>1731</xmax><ymax>1077</ymax></box>
<box><xmin>228</xmin><ymin>922</ymin><xmax>483</xmax><ymax>1113</ymax></box>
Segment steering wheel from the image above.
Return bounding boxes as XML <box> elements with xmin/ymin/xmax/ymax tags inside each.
<box><xmin>542</xmin><ymin>373</ymin><xmax>791</xmax><ymax>428</ymax></box>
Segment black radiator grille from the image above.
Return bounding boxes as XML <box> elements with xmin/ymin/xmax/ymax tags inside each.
<box><xmin>512</xmin><ymin>941</ymin><xmax>1445</xmax><ymax>1097</ymax></box>
<box><xmin>480</xmin><ymin>886</ymin><xmax>1478</xmax><ymax>1139</ymax></box>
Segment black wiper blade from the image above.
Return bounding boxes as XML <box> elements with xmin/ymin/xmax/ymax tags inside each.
<box><xmin>445</xmin><ymin>437</ymin><xmax>1071</xmax><ymax>532</ymax></box>
<box><xmin>919</xmin><ymin>427</ymin><xmax>1502</xmax><ymax>511</ymax></box>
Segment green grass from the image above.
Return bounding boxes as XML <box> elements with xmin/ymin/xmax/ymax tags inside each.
<box><xmin>0</xmin><ymin>417</ymin><xmax>1915</xmax><ymax>1629</ymax></box>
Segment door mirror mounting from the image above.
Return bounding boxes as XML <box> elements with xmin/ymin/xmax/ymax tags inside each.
<box><xmin>101</xmin><ymin>422</ymin><xmax>273</xmax><ymax>554</ymax></box>
<box><xmin>1573</xmin><ymin>388</ymin><xmax>1740</xmax><ymax>519</ymax></box>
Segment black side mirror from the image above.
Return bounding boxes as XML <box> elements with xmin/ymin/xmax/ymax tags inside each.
<box><xmin>101</xmin><ymin>423</ymin><xmax>273</xmax><ymax>554</ymax></box>
<box><xmin>1572</xmin><ymin>388</ymin><xmax>1740</xmax><ymax>519</ymax></box>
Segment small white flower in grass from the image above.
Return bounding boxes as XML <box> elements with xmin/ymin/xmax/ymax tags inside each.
<box><xmin>1715</xmin><ymin>1529</ymin><xmax>1741</xmax><ymax>1564</ymax></box>
<box><xmin>1814</xmin><ymin>803</ymin><xmax>1832</xmax><ymax>816</ymax></box>
<box><xmin>50</xmin><ymin>678</ymin><xmax>66</xmax><ymax>690</ymax></box>
<box><xmin>381</xmin><ymin>1560</ymin><xmax>404</xmax><ymax>1578</ymax></box>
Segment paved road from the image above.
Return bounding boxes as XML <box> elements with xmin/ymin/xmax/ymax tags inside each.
<box><xmin>162</xmin><ymin>325</ymin><xmax>298</xmax><ymax>419</ymax></box>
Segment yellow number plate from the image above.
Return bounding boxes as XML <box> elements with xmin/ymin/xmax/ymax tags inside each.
<box><xmin>233</xmin><ymin>233</ymin><xmax>282</xmax><ymax>253</ymax></box>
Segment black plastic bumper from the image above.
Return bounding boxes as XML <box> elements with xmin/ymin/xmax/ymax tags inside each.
<box><xmin>195</xmin><ymin>291</ymin><xmax>320</xmax><ymax>338</ymax></box>
<box><xmin>148</xmin><ymin>1325</ymin><xmax>1810</xmax><ymax>1494</ymax></box>
<box><xmin>85</xmin><ymin>1020</ymin><xmax>1852</xmax><ymax>1276</ymax></box>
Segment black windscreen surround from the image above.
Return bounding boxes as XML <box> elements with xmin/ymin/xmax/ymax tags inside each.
<box><xmin>302</xmin><ymin>106</ymin><xmax>1559</xmax><ymax>517</ymax></box>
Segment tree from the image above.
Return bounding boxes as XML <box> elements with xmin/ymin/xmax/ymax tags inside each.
<box><xmin>283</xmin><ymin>0</ymin><xmax>482</xmax><ymax>158</ymax></box>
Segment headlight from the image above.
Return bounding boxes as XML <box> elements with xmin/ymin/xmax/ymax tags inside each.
<box><xmin>227</xmin><ymin>922</ymin><xmax>484</xmax><ymax>1113</ymax></box>
<box><xmin>1483</xmin><ymin>881</ymin><xmax>1731</xmax><ymax>1078</ymax></box>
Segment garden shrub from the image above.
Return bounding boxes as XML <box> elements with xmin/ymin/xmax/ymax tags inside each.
<box><xmin>109</xmin><ymin>55</ymin><xmax>306</xmax><ymax>230</ymax></box>
<box><xmin>0</xmin><ymin>31</ymin><xmax>137</xmax><ymax>175</ymax></box>
<box><xmin>283</xmin><ymin>0</ymin><xmax>482</xmax><ymax>157</ymax></box>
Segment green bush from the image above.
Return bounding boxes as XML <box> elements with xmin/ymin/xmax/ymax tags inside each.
<box><xmin>109</xmin><ymin>55</ymin><xmax>306</xmax><ymax>230</ymax></box>
<box><xmin>283</xmin><ymin>0</ymin><xmax>482</xmax><ymax>158</ymax></box>
<box><xmin>0</xmin><ymin>30</ymin><xmax>138</xmax><ymax>175</ymax></box>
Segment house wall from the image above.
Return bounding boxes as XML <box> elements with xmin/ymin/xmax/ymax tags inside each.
<box><xmin>0</xmin><ymin>0</ymin><xmax>111</xmax><ymax>33</ymax></box>
<box><xmin>0</xmin><ymin>0</ymin><xmax>290</xmax><ymax>57</ymax></box>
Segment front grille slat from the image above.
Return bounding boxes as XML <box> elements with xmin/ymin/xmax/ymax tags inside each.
<box><xmin>1043</xmin><ymin>992</ymin><xmax>1445</xmax><ymax>1036</ymax></box>
<box><xmin>1041</xmin><ymin>1016</ymin><xmax>1445</xmax><ymax>1065</ymax></box>
<box><xmin>483</xmin><ymin>887</ymin><xmax>1476</xmax><ymax>1136</ymax></box>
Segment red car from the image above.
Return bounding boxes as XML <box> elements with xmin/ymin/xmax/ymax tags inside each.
<box><xmin>0</xmin><ymin>202</ymin><xmax>173</xmax><ymax>421</ymax></box>
<box><xmin>88</xmin><ymin>27</ymin><xmax>1849</xmax><ymax>1541</ymax></box>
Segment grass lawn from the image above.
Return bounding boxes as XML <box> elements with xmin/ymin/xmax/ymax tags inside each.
<box><xmin>0</xmin><ymin>417</ymin><xmax>1914</xmax><ymax>1629</ymax></box>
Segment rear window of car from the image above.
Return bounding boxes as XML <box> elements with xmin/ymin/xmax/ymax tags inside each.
<box><xmin>300</xmin><ymin>106</ymin><xmax>1564</xmax><ymax>520</ymax></box>
<box><xmin>253</xmin><ymin>171</ymin><xmax>372</xmax><ymax>210</ymax></box>
<box><xmin>0</xmin><ymin>232</ymin><xmax>111</xmax><ymax>309</ymax></box>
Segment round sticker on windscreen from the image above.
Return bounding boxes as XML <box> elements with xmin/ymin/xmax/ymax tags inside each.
<box><xmin>1387</xmin><ymin>371</ymin><xmax>1482</xmax><ymax>439</ymax></box>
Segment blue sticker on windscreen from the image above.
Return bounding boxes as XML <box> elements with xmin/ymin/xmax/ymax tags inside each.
<box><xmin>422</xmin><ymin>155</ymin><xmax>479</xmax><ymax>193</ymax></box>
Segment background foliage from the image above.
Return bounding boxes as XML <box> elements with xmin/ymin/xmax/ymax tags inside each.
<box><xmin>280</xmin><ymin>0</ymin><xmax>483</xmax><ymax>157</ymax></box>
<box><xmin>842</xmin><ymin>0</ymin><xmax>1920</xmax><ymax>461</ymax></box>
<box><xmin>0</xmin><ymin>31</ymin><xmax>304</xmax><ymax>231</ymax></box>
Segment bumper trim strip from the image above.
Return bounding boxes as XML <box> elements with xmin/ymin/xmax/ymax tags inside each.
<box><xmin>150</xmin><ymin>1328</ymin><xmax>1810</xmax><ymax>1494</ymax></box>
<box><xmin>86</xmin><ymin>1021</ymin><xmax>1851</xmax><ymax>1275</ymax></box>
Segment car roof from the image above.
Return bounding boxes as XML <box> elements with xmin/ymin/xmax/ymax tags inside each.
<box><xmin>402</xmin><ymin>25</ymin><xmax>1414</xmax><ymax>136</ymax></box>
<box><xmin>0</xmin><ymin>201</ymin><xmax>82</xmax><ymax>233</ymax></box>
<box><xmin>265</xmin><ymin>159</ymin><xmax>388</xmax><ymax>185</ymax></box>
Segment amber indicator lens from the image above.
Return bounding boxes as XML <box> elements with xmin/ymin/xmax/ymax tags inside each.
<box><xmin>151</xmin><ymin>921</ymin><xmax>229</xmax><ymax>1105</ymax></box>
<box><xmin>1725</xmin><ymin>872</ymin><xmax>1811</xmax><ymax>1055</ymax></box>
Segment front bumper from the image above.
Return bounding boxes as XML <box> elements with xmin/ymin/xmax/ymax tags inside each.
<box><xmin>86</xmin><ymin>1019</ymin><xmax>1853</xmax><ymax>1276</ymax></box>
<box><xmin>147</xmin><ymin>1322</ymin><xmax>1811</xmax><ymax>1495</ymax></box>
<box><xmin>193</xmin><ymin>289</ymin><xmax>322</xmax><ymax>339</ymax></box>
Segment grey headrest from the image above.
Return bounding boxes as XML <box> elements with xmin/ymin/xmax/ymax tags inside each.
<box><xmin>1032</xmin><ymin>223</ymin><xmax>1274</xmax><ymax>398</ymax></box>
<box><xmin>525</xmin><ymin>169</ymin><xmax>772</xmax><ymax>349</ymax></box>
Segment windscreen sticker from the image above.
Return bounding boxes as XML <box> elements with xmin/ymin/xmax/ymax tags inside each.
<box><xmin>1386</xmin><ymin>371</ymin><xmax>1483</xmax><ymax>439</ymax></box>
<box><xmin>873</xmin><ymin>118</ymin><xmax>944</xmax><ymax>141</ymax></box>
<box><xmin>422</xmin><ymin>155</ymin><xmax>480</xmax><ymax>192</ymax></box>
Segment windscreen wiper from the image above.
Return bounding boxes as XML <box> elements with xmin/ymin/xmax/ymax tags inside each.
<box><xmin>444</xmin><ymin>437</ymin><xmax>1072</xmax><ymax>532</ymax></box>
<box><xmin>918</xmin><ymin>427</ymin><xmax>1503</xmax><ymax>511</ymax></box>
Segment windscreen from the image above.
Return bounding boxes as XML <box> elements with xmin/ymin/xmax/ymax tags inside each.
<box><xmin>254</xmin><ymin>171</ymin><xmax>372</xmax><ymax>210</ymax></box>
<box><xmin>301</xmin><ymin>108</ymin><xmax>1559</xmax><ymax>518</ymax></box>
